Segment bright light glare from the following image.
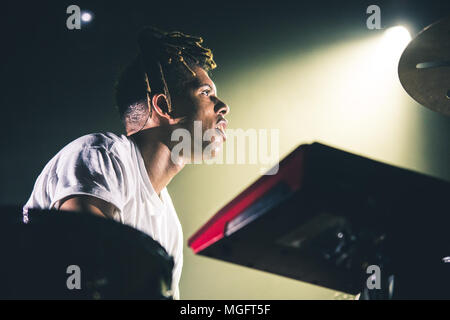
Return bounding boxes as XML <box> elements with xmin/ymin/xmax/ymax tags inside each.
<box><xmin>374</xmin><ymin>25</ymin><xmax>412</xmax><ymax>74</ymax></box>
<box><xmin>383</xmin><ymin>26</ymin><xmax>411</xmax><ymax>51</ymax></box>
<box><xmin>224</xmin><ymin>32</ymin><xmax>422</xmax><ymax>174</ymax></box>
<box><xmin>81</xmin><ymin>12</ymin><xmax>92</xmax><ymax>22</ymax></box>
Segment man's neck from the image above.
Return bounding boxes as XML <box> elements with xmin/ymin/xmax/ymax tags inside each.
<box><xmin>130</xmin><ymin>127</ymin><xmax>185</xmax><ymax>196</ymax></box>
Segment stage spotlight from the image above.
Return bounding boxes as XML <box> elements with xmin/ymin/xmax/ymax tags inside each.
<box><xmin>81</xmin><ymin>11</ymin><xmax>93</xmax><ymax>23</ymax></box>
<box><xmin>383</xmin><ymin>26</ymin><xmax>411</xmax><ymax>51</ymax></box>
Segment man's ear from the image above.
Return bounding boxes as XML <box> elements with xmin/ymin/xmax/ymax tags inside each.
<box><xmin>151</xmin><ymin>93</ymin><xmax>173</xmax><ymax>121</ymax></box>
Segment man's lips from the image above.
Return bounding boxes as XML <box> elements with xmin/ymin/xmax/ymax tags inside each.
<box><xmin>215</xmin><ymin>119</ymin><xmax>228</xmax><ymax>141</ymax></box>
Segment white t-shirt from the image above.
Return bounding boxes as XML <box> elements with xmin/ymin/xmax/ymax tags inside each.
<box><xmin>23</xmin><ymin>132</ymin><xmax>183</xmax><ymax>299</ymax></box>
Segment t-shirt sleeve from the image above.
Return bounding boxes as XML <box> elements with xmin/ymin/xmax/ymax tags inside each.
<box><xmin>173</xmin><ymin>284</ymin><xmax>180</xmax><ymax>300</ymax></box>
<box><xmin>50</xmin><ymin>146</ymin><xmax>127</xmax><ymax>216</ymax></box>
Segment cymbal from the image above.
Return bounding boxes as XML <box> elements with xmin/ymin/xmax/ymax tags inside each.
<box><xmin>398</xmin><ymin>17</ymin><xmax>450</xmax><ymax>116</ymax></box>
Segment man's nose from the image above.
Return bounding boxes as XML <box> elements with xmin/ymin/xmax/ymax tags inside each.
<box><xmin>215</xmin><ymin>99</ymin><xmax>230</xmax><ymax>116</ymax></box>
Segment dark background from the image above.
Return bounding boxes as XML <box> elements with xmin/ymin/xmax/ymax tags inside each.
<box><xmin>1</xmin><ymin>0</ymin><xmax>449</xmax><ymax>205</ymax></box>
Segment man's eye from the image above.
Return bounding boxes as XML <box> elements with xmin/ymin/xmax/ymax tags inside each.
<box><xmin>201</xmin><ymin>90</ymin><xmax>210</xmax><ymax>96</ymax></box>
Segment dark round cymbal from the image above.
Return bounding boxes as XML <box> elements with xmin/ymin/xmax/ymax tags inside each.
<box><xmin>398</xmin><ymin>17</ymin><xmax>450</xmax><ymax>116</ymax></box>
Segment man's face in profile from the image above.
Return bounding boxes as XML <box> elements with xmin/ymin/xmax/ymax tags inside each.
<box><xmin>174</xmin><ymin>66</ymin><xmax>230</xmax><ymax>162</ymax></box>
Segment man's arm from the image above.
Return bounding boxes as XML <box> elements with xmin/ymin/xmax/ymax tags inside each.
<box><xmin>59</xmin><ymin>195</ymin><xmax>115</xmax><ymax>218</ymax></box>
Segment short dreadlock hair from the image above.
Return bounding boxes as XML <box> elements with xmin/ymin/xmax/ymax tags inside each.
<box><xmin>114</xmin><ymin>27</ymin><xmax>216</xmax><ymax>128</ymax></box>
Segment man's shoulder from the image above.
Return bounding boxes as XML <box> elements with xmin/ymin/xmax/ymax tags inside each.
<box><xmin>49</xmin><ymin>132</ymin><xmax>135</xmax><ymax>171</ymax></box>
<box><xmin>67</xmin><ymin>132</ymin><xmax>130</xmax><ymax>153</ymax></box>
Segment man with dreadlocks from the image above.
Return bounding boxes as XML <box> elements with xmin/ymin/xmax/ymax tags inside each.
<box><xmin>23</xmin><ymin>27</ymin><xmax>230</xmax><ymax>299</ymax></box>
